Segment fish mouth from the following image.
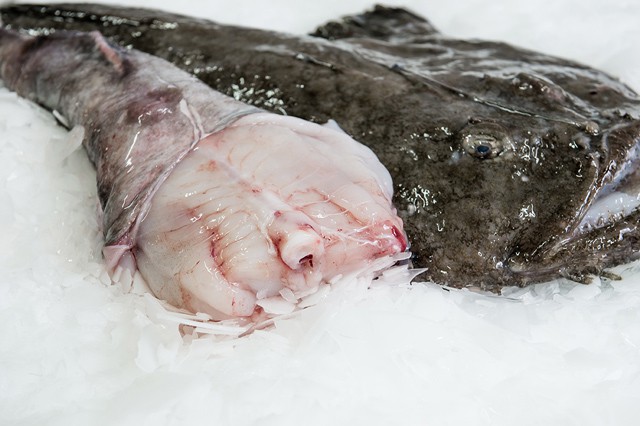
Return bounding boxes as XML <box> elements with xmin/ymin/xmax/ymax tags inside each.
<box><xmin>565</xmin><ymin>121</ymin><xmax>640</xmax><ymax>240</ymax></box>
<box><xmin>504</xmin><ymin>121</ymin><xmax>640</xmax><ymax>286</ymax></box>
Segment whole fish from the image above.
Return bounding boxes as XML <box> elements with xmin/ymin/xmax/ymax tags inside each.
<box><xmin>3</xmin><ymin>4</ymin><xmax>640</xmax><ymax>290</ymax></box>
<box><xmin>0</xmin><ymin>28</ymin><xmax>407</xmax><ymax>320</ymax></box>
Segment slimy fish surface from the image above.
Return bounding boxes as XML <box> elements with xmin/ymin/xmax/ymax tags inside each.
<box><xmin>3</xmin><ymin>4</ymin><xmax>640</xmax><ymax>290</ymax></box>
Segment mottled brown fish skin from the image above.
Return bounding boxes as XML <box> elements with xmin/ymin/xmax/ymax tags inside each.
<box><xmin>3</xmin><ymin>4</ymin><xmax>640</xmax><ymax>290</ymax></box>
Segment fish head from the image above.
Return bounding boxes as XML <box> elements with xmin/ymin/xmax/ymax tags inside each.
<box><xmin>133</xmin><ymin>113</ymin><xmax>407</xmax><ymax>321</ymax></box>
<box><xmin>391</xmin><ymin>92</ymin><xmax>640</xmax><ymax>290</ymax></box>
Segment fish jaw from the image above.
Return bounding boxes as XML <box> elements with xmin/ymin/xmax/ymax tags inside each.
<box><xmin>500</xmin><ymin>121</ymin><xmax>640</xmax><ymax>286</ymax></box>
<box><xmin>133</xmin><ymin>113</ymin><xmax>407</xmax><ymax>320</ymax></box>
<box><xmin>572</xmin><ymin>123</ymin><xmax>640</xmax><ymax>235</ymax></box>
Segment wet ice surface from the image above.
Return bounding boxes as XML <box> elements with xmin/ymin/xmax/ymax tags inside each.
<box><xmin>1</xmin><ymin>0</ymin><xmax>640</xmax><ymax>425</ymax></box>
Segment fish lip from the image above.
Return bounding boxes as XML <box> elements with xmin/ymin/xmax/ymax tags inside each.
<box><xmin>549</xmin><ymin>121</ymin><xmax>640</xmax><ymax>248</ymax></box>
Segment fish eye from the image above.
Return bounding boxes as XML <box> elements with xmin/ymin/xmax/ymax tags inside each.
<box><xmin>462</xmin><ymin>133</ymin><xmax>504</xmax><ymax>159</ymax></box>
<box><xmin>476</xmin><ymin>144</ymin><xmax>491</xmax><ymax>155</ymax></box>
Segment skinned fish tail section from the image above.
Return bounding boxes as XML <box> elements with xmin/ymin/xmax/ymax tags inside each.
<box><xmin>135</xmin><ymin>112</ymin><xmax>407</xmax><ymax>319</ymax></box>
<box><xmin>0</xmin><ymin>27</ymin><xmax>408</xmax><ymax>320</ymax></box>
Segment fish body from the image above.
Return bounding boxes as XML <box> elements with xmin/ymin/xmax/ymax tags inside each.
<box><xmin>3</xmin><ymin>4</ymin><xmax>640</xmax><ymax>290</ymax></box>
<box><xmin>0</xmin><ymin>28</ymin><xmax>406</xmax><ymax>320</ymax></box>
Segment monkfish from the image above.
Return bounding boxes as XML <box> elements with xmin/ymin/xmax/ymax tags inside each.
<box><xmin>0</xmin><ymin>28</ymin><xmax>407</xmax><ymax>320</ymax></box>
<box><xmin>5</xmin><ymin>3</ymin><xmax>639</xmax><ymax>290</ymax></box>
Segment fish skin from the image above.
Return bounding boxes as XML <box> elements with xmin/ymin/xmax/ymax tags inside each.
<box><xmin>0</xmin><ymin>28</ymin><xmax>407</xmax><ymax>319</ymax></box>
<box><xmin>0</xmin><ymin>27</ymin><xmax>257</xmax><ymax>254</ymax></box>
<box><xmin>3</xmin><ymin>4</ymin><xmax>640</xmax><ymax>290</ymax></box>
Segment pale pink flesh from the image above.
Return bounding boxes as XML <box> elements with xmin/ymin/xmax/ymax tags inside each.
<box><xmin>135</xmin><ymin>113</ymin><xmax>406</xmax><ymax>320</ymax></box>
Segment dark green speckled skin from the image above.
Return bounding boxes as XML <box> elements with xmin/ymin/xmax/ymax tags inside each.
<box><xmin>3</xmin><ymin>4</ymin><xmax>640</xmax><ymax>290</ymax></box>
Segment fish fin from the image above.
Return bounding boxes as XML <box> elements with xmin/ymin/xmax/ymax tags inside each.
<box><xmin>103</xmin><ymin>244</ymin><xmax>136</xmax><ymax>276</ymax></box>
<box><xmin>310</xmin><ymin>5</ymin><xmax>439</xmax><ymax>41</ymax></box>
<box><xmin>89</xmin><ymin>31</ymin><xmax>129</xmax><ymax>76</ymax></box>
<box><xmin>599</xmin><ymin>270</ymin><xmax>622</xmax><ymax>281</ymax></box>
<box><xmin>561</xmin><ymin>270</ymin><xmax>593</xmax><ymax>285</ymax></box>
